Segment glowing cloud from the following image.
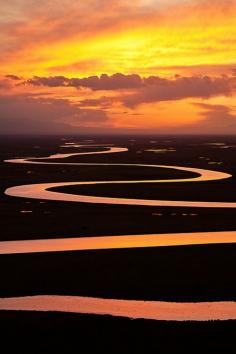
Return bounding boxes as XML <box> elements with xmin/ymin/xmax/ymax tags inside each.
<box><xmin>1</xmin><ymin>0</ymin><xmax>236</xmax><ymax>134</ymax></box>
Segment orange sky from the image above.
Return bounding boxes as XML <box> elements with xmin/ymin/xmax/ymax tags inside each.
<box><xmin>1</xmin><ymin>0</ymin><xmax>236</xmax><ymax>134</ymax></box>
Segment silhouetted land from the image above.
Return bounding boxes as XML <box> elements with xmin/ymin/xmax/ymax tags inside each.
<box><xmin>0</xmin><ymin>311</ymin><xmax>236</xmax><ymax>353</ymax></box>
<box><xmin>1</xmin><ymin>135</ymin><xmax>236</xmax><ymax>352</ymax></box>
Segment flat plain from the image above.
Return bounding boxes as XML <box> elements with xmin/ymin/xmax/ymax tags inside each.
<box><xmin>1</xmin><ymin>135</ymin><xmax>236</xmax><ymax>353</ymax></box>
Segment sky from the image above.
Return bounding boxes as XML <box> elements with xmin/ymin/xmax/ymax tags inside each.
<box><xmin>0</xmin><ymin>0</ymin><xmax>236</xmax><ymax>134</ymax></box>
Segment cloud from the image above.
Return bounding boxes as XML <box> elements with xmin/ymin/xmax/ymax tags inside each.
<box><xmin>0</xmin><ymin>94</ymin><xmax>109</xmax><ymax>134</ymax></box>
<box><xmin>49</xmin><ymin>59</ymin><xmax>105</xmax><ymax>74</ymax></box>
<box><xmin>5</xmin><ymin>74</ymin><xmax>22</xmax><ymax>80</ymax></box>
<box><xmin>0</xmin><ymin>0</ymin><xmax>161</xmax><ymax>61</ymax></box>
<box><xmin>144</xmin><ymin>64</ymin><xmax>236</xmax><ymax>77</ymax></box>
<box><xmin>25</xmin><ymin>73</ymin><xmax>143</xmax><ymax>90</ymax></box>
<box><xmin>122</xmin><ymin>75</ymin><xmax>236</xmax><ymax>107</ymax></box>
<box><xmin>191</xmin><ymin>102</ymin><xmax>236</xmax><ymax>132</ymax></box>
<box><xmin>26</xmin><ymin>76</ymin><xmax>69</xmax><ymax>87</ymax></box>
<box><xmin>24</xmin><ymin>73</ymin><xmax>236</xmax><ymax>103</ymax></box>
<box><xmin>78</xmin><ymin>97</ymin><xmax>113</xmax><ymax>108</ymax></box>
<box><xmin>232</xmin><ymin>68</ymin><xmax>236</xmax><ymax>76</ymax></box>
<box><xmin>1</xmin><ymin>0</ymin><xmax>236</xmax><ymax>79</ymax></box>
<box><xmin>0</xmin><ymin>77</ymin><xmax>13</xmax><ymax>89</ymax></box>
<box><xmin>1</xmin><ymin>92</ymin><xmax>236</xmax><ymax>135</ymax></box>
<box><xmin>157</xmin><ymin>102</ymin><xmax>236</xmax><ymax>135</ymax></box>
<box><xmin>78</xmin><ymin>73</ymin><xmax>143</xmax><ymax>90</ymax></box>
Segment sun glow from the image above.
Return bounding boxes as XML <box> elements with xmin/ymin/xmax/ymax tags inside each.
<box><xmin>1</xmin><ymin>0</ymin><xmax>236</xmax><ymax>134</ymax></box>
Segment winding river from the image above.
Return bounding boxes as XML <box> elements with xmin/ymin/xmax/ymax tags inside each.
<box><xmin>1</xmin><ymin>143</ymin><xmax>236</xmax><ymax>321</ymax></box>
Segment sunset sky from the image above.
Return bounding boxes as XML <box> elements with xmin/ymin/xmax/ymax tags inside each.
<box><xmin>1</xmin><ymin>0</ymin><xmax>236</xmax><ymax>134</ymax></box>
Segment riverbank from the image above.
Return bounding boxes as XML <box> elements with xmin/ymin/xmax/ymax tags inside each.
<box><xmin>1</xmin><ymin>310</ymin><xmax>236</xmax><ymax>353</ymax></box>
<box><xmin>1</xmin><ymin>135</ymin><xmax>236</xmax><ymax>351</ymax></box>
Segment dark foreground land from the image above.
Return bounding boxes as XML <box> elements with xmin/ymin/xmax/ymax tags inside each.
<box><xmin>1</xmin><ymin>135</ymin><xmax>236</xmax><ymax>352</ymax></box>
<box><xmin>1</xmin><ymin>311</ymin><xmax>236</xmax><ymax>353</ymax></box>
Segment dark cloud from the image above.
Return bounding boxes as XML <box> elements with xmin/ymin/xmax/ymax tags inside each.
<box><xmin>0</xmin><ymin>94</ymin><xmax>108</xmax><ymax>134</ymax></box>
<box><xmin>77</xmin><ymin>73</ymin><xmax>142</xmax><ymax>90</ymax></box>
<box><xmin>191</xmin><ymin>102</ymin><xmax>236</xmax><ymax>132</ymax></box>
<box><xmin>78</xmin><ymin>96</ymin><xmax>113</xmax><ymax>108</ymax></box>
<box><xmin>68</xmin><ymin>108</ymin><xmax>108</xmax><ymax>124</ymax></box>
<box><xmin>26</xmin><ymin>76</ymin><xmax>69</xmax><ymax>87</ymax></box>
<box><xmin>1</xmin><ymin>93</ymin><xmax>236</xmax><ymax>135</ymax></box>
<box><xmin>157</xmin><ymin>102</ymin><xmax>236</xmax><ymax>135</ymax></box>
<box><xmin>0</xmin><ymin>115</ymin><xmax>73</xmax><ymax>134</ymax></box>
<box><xmin>0</xmin><ymin>78</ymin><xmax>12</xmax><ymax>89</ymax></box>
<box><xmin>24</xmin><ymin>74</ymin><xmax>236</xmax><ymax>106</ymax></box>
<box><xmin>125</xmin><ymin>102</ymin><xmax>236</xmax><ymax>135</ymax></box>
<box><xmin>5</xmin><ymin>74</ymin><xmax>22</xmax><ymax>80</ymax></box>
<box><xmin>2</xmin><ymin>71</ymin><xmax>236</xmax><ymax>134</ymax></box>
<box><xmin>122</xmin><ymin>75</ymin><xmax>236</xmax><ymax>107</ymax></box>
<box><xmin>25</xmin><ymin>73</ymin><xmax>143</xmax><ymax>90</ymax></box>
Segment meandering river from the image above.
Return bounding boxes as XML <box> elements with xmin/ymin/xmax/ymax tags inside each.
<box><xmin>1</xmin><ymin>143</ymin><xmax>236</xmax><ymax>321</ymax></box>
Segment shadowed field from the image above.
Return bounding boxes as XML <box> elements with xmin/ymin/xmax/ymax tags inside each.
<box><xmin>1</xmin><ymin>135</ymin><xmax>236</xmax><ymax>352</ymax></box>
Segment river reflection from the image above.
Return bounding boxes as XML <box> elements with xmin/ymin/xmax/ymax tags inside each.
<box><xmin>1</xmin><ymin>231</ymin><xmax>236</xmax><ymax>255</ymax></box>
<box><xmin>2</xmin><ymin>144</ymin><xmax>236</xmax><ymax>321</ymax></box>
<box><xmin>1</xmin><ymin>295</ymin><xmax>236</xmax><ymax>321</ymax></box>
